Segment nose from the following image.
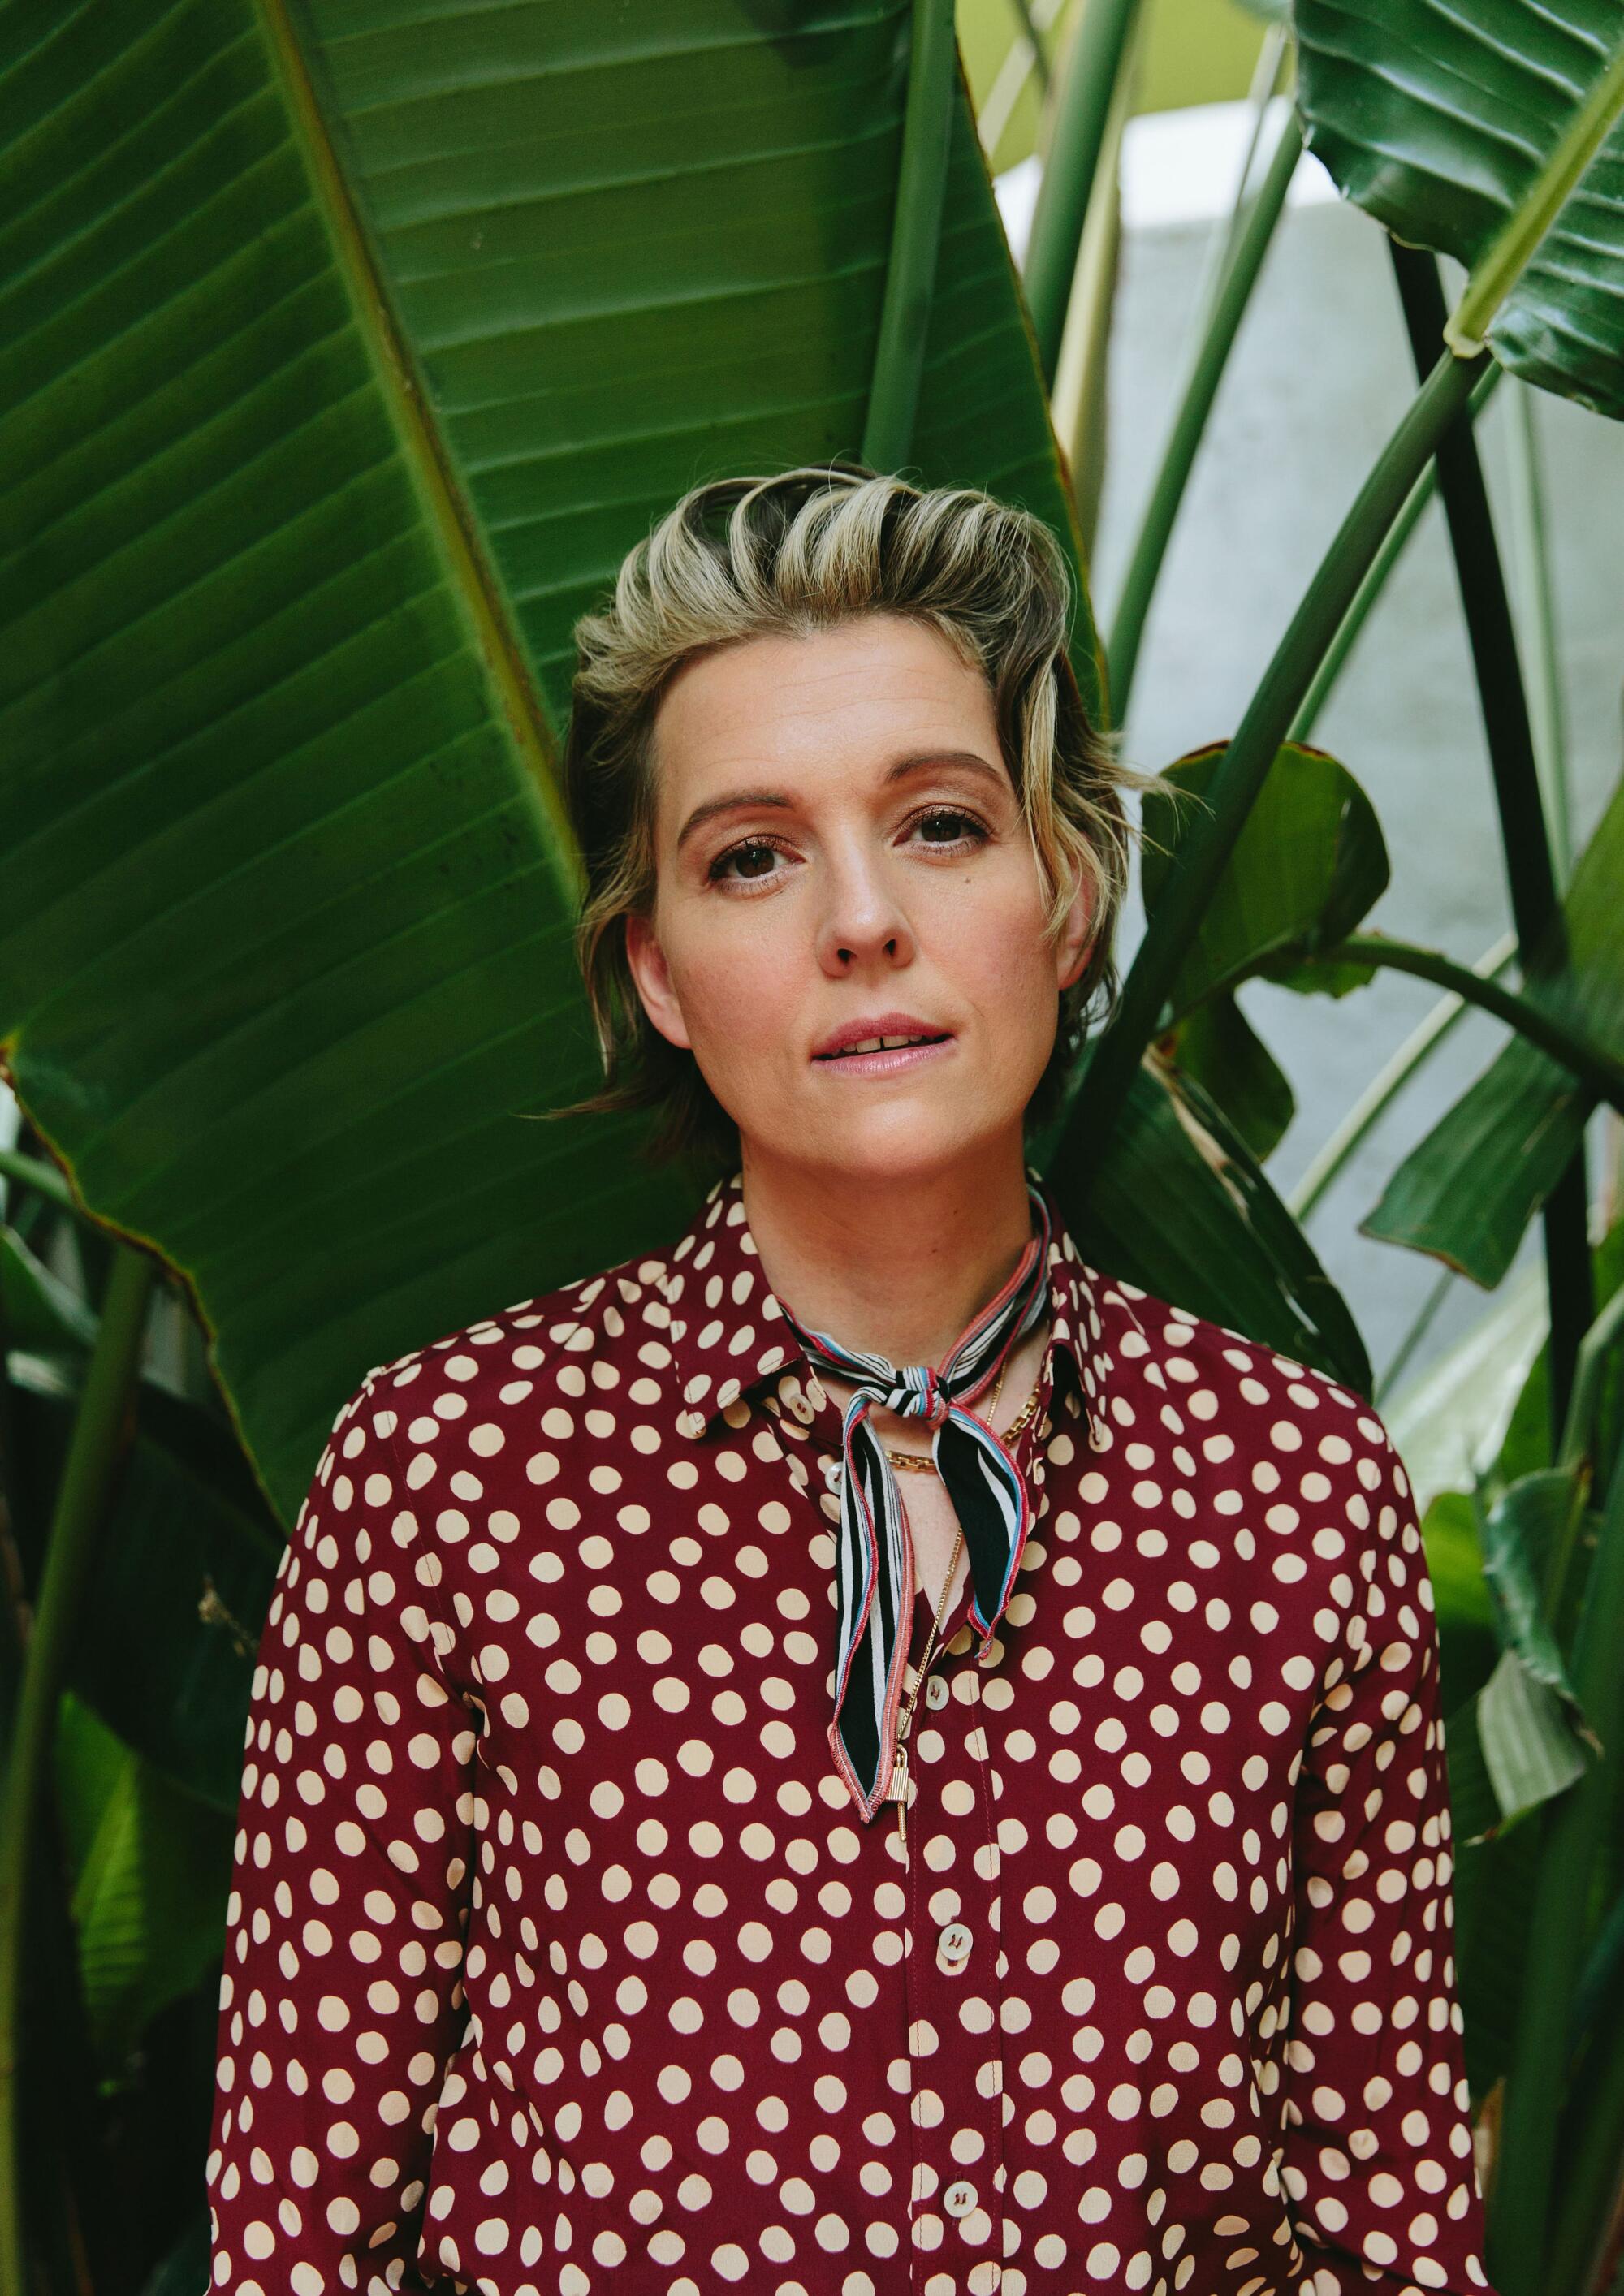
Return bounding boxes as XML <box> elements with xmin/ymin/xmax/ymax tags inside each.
<box><xmin>814</xmin><ymin>835</ymin><xmax>917</xmax><ymax>977</ymax></box>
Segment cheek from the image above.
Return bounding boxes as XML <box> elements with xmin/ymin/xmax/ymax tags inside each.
<box><xmin>932</xmin><ymin>866</ymin><xmax>1056</xmax><ymax>1008</ymax></box>
<box><xmin>668</xmin><ymin>914</ymin><xmax>800</xmax><ymax>1052</ymax></box>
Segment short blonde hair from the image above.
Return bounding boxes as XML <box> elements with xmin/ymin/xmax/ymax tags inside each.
<box><xmin>550</xmin><ymin>465</ymin><xmax>1162</xmax><ymax>1171</ymax></box>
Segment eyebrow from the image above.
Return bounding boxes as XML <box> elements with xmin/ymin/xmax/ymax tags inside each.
<box><xmin>674</xmin><ymin>750</ymin><xmax>1007</xmax><ymax>852</ymax></box>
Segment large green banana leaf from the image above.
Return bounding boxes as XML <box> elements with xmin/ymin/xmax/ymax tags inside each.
<box><xmin>1364</xmin><ymin>763</ymin><xmax>1624</xmax><ymax>1286</ymax></box>
<box><xmin>1294</xmin><ymin>0</ymin><xmax>1624</xmax><ymax>420</ymax></box>
<box><xmin>0</xmin><ymin>0</ymin><xmax>1095</xmax><ymax>1520</ymax></box>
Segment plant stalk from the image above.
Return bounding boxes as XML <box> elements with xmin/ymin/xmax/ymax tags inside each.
<box><xmin>1289</xmin><ymin>362</ymin><xmax>1503</xmax><ymax>744</ymax></box>
<box><xmin>1317</xmin><ymin>937</ymin><xmax>1624</xmax><ymax>1110</ymax></box>
<box><xmin>1489</xmin><ymin>1426</ymin><xmax>1624</xmax><ymax>2294</ymax></box>
<box><xmin>1058</xmin><ymin>342</ymin><xmax>1486</xmax><ymax>1189</ymax></box>
<box><xmin>1389</xmin><ymin>241</ymin><xmax>1593</xmax><ymax>1448</ymax></box>
<box><xmin>1543</xmin><ymin>1858</ymin><xmax>1624</xmax><ymax>2296</ymax></box>
<box><xmin>1288</xmin><ymin>932</ymin><xmax>1518</xmax><ymax>1222</ymax></box>
<box><xmin>1193</xmin><ymin>22</ymin><xmax>1289</xmax><ymax>339</ymax></box>
<box><xmin>1555</xmin><ymin>1282</ymin><xmax>1624</xmax><ymax>1484</ymax></box>
<box><xmin>862</xmin><ymin>0</ymin><xmax>959</xmax><ymax>471</ymax></box>
<box><xmin>1107</xmin><ymin>103</ymin><xmax>1302</xmax><ymax>721</ymax></box>
<box><xmin>1006</xmin><ymin>0</ymin><xmax>1052</xmax><ymax>94</ymax></box>
<box><xmin>1374</xmin><ymin>1261</ymin><xmax>1456</xmax><ymax>1406</ymax></box>
<box><xmin>0</xmin><ymin>1245</ymin><xmax>158</xmax><ymax>2296</ymax></box>
<box><xmin>1022</xmin><ymin>0</ymin><xmax>1144</xmax><ymax>384</ymax></box>
<box><xmin>1503</xmin><ymin>382</ymin><xmax>1573</xmax><ymax>884</ymax></box>
<box><xmin>1047</xmin><ymin>0</ymin><xmax>1143</xmax><ymax>566</ymax></box>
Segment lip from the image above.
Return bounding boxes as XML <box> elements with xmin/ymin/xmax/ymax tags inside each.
<box><xmin>810</xmin><ymin>1012</ymin><xmax>957</xmax><ymax>1078</ymax></box>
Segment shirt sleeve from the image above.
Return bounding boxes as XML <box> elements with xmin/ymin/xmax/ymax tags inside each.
<box><xmin>1277</xmin><ymin>1413</ymin><xmax>1498</xmax><ymax>2296</ymax></box>
<box><xmin>205</xmin><ymin>1366</ymin><xmax>477</xmax><ymax>2296</ymax></box>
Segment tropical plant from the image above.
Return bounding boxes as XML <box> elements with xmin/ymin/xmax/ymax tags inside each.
<box><xmin>2</xmin><ymin>0</ymin><xmax>1622</xmax><ymax>2291</ymax></box>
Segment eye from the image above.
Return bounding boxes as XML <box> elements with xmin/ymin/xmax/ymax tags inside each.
<box><xmin>907</xmin><ymin>806</ymin><xmax>989</xmax><ymax>849</ymax></box>
<box><xmin>706</xmin><ymin>835</ymin><xmax>790</xmax><ymax>886</ymax></box>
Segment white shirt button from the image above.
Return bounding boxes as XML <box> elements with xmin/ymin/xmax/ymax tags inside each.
<box><xmin>925</xmin><ymin>1674</ymin><xmax>950</xmax><ymax>1711</ymax></box>
<box><xmin>820</xmin><ymin>1455</ymin><xmax>844</xmax><ymax>1488</ymax></box>
<box><xmin>944</xmin><ymin>2180</ymin><xmax>977</xmax><ymax>2218</ymax></box>
<box><xmin>938</xmin><ymin>1921</ymin><xmax>972</xmax><ymax>1968</ymax></box>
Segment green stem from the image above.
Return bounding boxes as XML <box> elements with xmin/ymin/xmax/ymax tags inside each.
<box><xmin>1319</xmin><ymin>936</ymin><xmax>1624</xmax><ymax>1110</ymax></box>
<box><xmin>0</xmin><ymin>1245</ymin><xmax>158</xmax><ymax>2296</ymax></box>
<box><xmin>1534</xmin><ymin>1275</ymin><xmax>1624</xmax><ymax>1672</ymax></box>
<box><xmin>1192</xmin><ymin>19</ymin><xmax>1289</xmax><ymax>335</ymax></box>
<box><xmin>1288</xmin><ymin>931</ymin><xmax>1518</xmax><ymax>1222</ymax></box>
<box><xmin>862</xmin><ymin>0</ymin><xmax>959</xmax><ymax>470</ymax></box>
<box><xmin>1544</xmin><ymin>1873</ymin><xmax>1624</xmax><ymax>2296</ymax></box>
<box><xmin>0</xmin><ymin>1147</ymin><xmax>74</xmax><ymax>1218</ymax></box>
<box><xmin>1503</xmin><ymin>381</ymin><xmax>1573</xmax><ymax>885</ymax></box>
<box><xmin>1022</xmin><ymin>0</ymin><xmax>1143</xmax><ymax>385</ymax></box>
<box><xmin>1374</xmin><ymin>1261</ymin><xmax>1456</xmax><ymax>1406</ymax></box>
<box><xmin>1491</xmin><ymin>1430</ymin><xmax>1624</xmax><ymax>2295</ymax></box>
<box><xmin>1555</xmin><ymin>1283</ymin><xmax>1624</xmax><ymax>1481</ymax></box>
<box><xmin>1389</xmin><ymin>241</ymin><xmax>1592</xmax><ymax>1452</ymax></box>
<box><xmin>1049</xmin><ymin>0</ymin><xmax>1143</xmax><ymax>568</ymax></box>
<box><xmin>1449</xmin><ymin>30</ymin><xmax>1624</xmax><ymax>356</ymax></box>
<box><xmin>1106</xmin><ymin>104</ymin><xmax>1302</xmax><ymax>720</ymax></box>
<box><xmin>1006</xmin><ymin>0</ymin><xmax>1051</xmax><ymax>95</ymax></box>
<box><xmin>1057</xmin><ymin>343</ymin><xmax>1487</xmax><ymax>1191</ymax></box>
<box><xmin>1289</xmin><ymin>362</ymin><xmax>1504</xmax><ymax>744</ymax></box>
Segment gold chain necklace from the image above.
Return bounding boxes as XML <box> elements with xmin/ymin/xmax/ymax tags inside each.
<box><xmin>888</xmin><ymin>1519</ymin><xmax>965</xmax><ymax>1849</ymax></box>
<box><xmin>881</xmin><ymin>1348</ymin><xmax>1043</xmax><ymax>1473</ymax></box>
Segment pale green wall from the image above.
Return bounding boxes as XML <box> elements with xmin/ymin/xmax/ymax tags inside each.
<box><xmin>960</xmin><ymin>0</ymin><xmax>1272</xmax><ymax>176</ymax></box>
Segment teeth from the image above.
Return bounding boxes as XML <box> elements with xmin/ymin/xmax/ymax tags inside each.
<box><xmin>840</xmin><ymin>1034</ymin><xmax>934</xmax><ymax>1055</ymax></box>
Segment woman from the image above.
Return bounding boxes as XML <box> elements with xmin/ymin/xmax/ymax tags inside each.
<box><xmin>205</xmin><ymin>470</ymin><xmax>1496</xmax><ymax>2296</ymax></box>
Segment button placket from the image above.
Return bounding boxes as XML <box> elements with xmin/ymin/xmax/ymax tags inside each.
<box><xmin>905</xmin><ymin>1666</ymin><xmax>1003</xmax><ymax>2294</ymax></box>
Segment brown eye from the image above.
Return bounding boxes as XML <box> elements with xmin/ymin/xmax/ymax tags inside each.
<box><xmin>912</xmin><ymin>808</ymin><xmax>987</xmax><ymax>846</ymax></box>
<box><xmin>709</xmin><ymin>838</ymin><xmax>784</xmax><ymax>883</ymax></box>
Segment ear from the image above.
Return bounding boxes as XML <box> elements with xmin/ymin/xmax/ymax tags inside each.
<box><xmin>624</xmin><ymin>911</ymin><xmax>693</xmax><ymax>1051</ymax></box>
<box><xmin>1054</xmin><ymin>865</ymin><xmax>1098</xmax><ymax>995</ymax></box>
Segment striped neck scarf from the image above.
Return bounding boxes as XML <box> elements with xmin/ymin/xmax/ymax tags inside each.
<box><xmin>774</xmin><ymin>1181</ymin><xmax>1054</xmax><ymax>1822</ymax></box>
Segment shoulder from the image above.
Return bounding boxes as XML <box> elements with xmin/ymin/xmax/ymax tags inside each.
<box><xmin>352</xmin><ymin>1232</ymin><xmax>689</xmax><ymax>1446</ymax></box>
<box><xmin>1090</xmin><ymin>1266</ymin><xmax>1418</xmax><ymax>1552</ymax></box>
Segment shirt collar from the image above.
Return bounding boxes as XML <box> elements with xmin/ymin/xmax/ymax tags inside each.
<box><xmin>659</xmin><ymin>1164</ymin><xmax>1115</xmax><ymax>1446</ymax></box>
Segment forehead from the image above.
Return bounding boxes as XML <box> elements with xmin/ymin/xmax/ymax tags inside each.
<box><xmin>650</xmin><ymin>614</ymin><xmax>1000</xmax><ymax>801</ymax></box>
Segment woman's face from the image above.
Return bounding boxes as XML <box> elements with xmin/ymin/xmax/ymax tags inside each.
<box><xmin>624</xmin><ymin>613</ymin><xmax>1096</xmax><ymax>1184</ymax></box>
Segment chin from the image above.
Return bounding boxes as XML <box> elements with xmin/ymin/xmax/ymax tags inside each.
<box><xmin>754</xmin><ymin>1099</ymin><xmax>1022</xmax><ymax>1184</ymax></box>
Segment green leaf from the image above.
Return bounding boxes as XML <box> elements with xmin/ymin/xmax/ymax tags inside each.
<box><xmin>54</xmin><ymin>1694</ymin><xmax>233</xmax><ymax>2071</ymax></box>
<box><xmin>1468</xmin><ymin>1470</ymin><xmax>1599</xmax><ymax>1827</ymax></box>
<box><xmin>1294</xmin><ymin>1</ymin><xmax>1624</xmax><ymax>419</ymax></box>
<box><xmin>0</xmin><ymin>0</ymin><xmax>1096</xmax><ymax>1521</ymax></box>
<box><xmin>1157</xmin><ymin>994</ymin><xmax>1294</xmax><ymax>1164</ymax></box>
<box><xmin>1421</xmin><ymin>1488</ymin><xmax>1498</xmax><ymax>1638</ymax></box>
<box><xmin>1045</xmin><ymin>1049</ymin><xmax>1371</xmax><ymax>1394</ymax></box>
<box><xmin>1420</xmin><ymin>1490</ymin><xmax>1500</xmax><ymax>1739</ymax></box>
<box><xmin>1454</xmin><ymin>1815</ymin><xmax>1541</xmax><ymax>2097</ymax></box>
<box><xmin>1444</xmin><ymin>1688</ymin><xmax>1509</xmax><ymax>1850</ymax></box>
<box><xmin>1479</xmin><ymin>1472</ymin><xmax>1591</xmax><ymax>1696</ymax></box>
<box><xmin>1477</xmin><ymin>1648</ymin><xmax>1591</xmax><ymax>1826</ymax></box>
<box><xmin>1363</xmin><ymin>764</ymin><xmax>1624</xmax><ymax>1286</ymax></box>
<box><xmin>1140</xmin><ymin>740</ymin><xmax>1389</xmax><ymax>1016</ymax></box>
<box><xmin>1384</xmin><ymin>1260</ymin><xmax>1549</xmax><ymax>1513</ymax></box>
<box><xmin>1495</xmin><ymin>1208</ymin><xmax>1624</xmax><ymax>1489</ymax></box>
<box><xmin>11</xmin><ymin>1361</ymin><xmax>280</xmax><ymax>1810</ymax></box>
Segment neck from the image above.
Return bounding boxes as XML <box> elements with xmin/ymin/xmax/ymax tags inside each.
<box><xmin>737</xmin><ymin>1136</ymin><xmax>1040</xmax><ymax>1366</ymax></box>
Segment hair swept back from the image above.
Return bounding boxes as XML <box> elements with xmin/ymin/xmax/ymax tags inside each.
<box><xmin>544</xmin><ymin>464</ymin><xmax>1164</xmax><ymax>1175</ymax></box>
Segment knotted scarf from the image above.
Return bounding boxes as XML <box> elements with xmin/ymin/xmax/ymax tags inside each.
<box><xmin>774</xmin><ymin>1180</ymin><xmax>1053</xmax><ymax>1822</ymax></box>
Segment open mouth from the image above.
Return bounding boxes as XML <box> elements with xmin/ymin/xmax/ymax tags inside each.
<box><xmin>814</xmin><ymin>1032</ymin><xmax>952</xmax><ymax>1064</ymax></box>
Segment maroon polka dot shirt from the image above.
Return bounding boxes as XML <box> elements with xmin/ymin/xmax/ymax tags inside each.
<box><xmin>207</xmin><ymin>1166</ymin><xmax>1497</xmax><ymax>2296</ymax></box>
